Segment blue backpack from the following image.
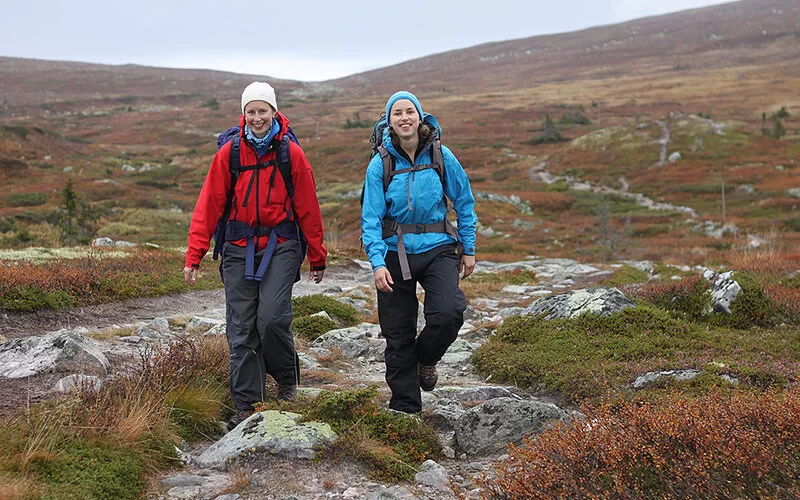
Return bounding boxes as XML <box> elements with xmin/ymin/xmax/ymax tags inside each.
<box><xmin>212</xmin><ymin>125</ymin><xmax>305</xmax><ymax>282</ymax></box>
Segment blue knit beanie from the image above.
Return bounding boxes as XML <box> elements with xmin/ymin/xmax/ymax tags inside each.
<box><xmin>385</xmin><ymin>91</ymin><xmax>423</xmax><ymax>119</ymax></box>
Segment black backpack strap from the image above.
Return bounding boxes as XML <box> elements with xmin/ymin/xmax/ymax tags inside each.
<box><xmin>213</xmin><ymin>133</ymin><xmax>242</xmax><ymax>261</ymax></box>
<box><xmin>278</xmin><ymin>135</ymin><xmax>294</xmax><ymax>200</ymax></box>
<box><xmin>377</xmin><ymin>145</ymin><xmax>393</xmax><ymax>192</ymax></box>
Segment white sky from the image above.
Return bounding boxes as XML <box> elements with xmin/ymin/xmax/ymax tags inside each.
<box><xmin>1</xmin><ymin>0</ymin><xmax>736</xmax><ymax>81</ymax></box>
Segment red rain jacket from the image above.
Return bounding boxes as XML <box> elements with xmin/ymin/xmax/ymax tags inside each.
<box><xmin>185</xmin><ymin>111</ymin><xmax>326</xmax><ymax>271</ymax></box>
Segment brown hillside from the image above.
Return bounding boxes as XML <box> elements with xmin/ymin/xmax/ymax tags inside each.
<box><xmin>0</xmin><ymin>0</ymin><xmax>798</xmax><ymax>266</ymax></box>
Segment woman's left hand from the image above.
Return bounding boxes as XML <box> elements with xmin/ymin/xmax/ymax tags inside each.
<box><xmin>310</xmin><ymin>269</ymin><xmax>325</xmax><ymax>284</ymax></box>
<box><xmin>460</xmin><ymin>254</ymin><xmax>476</xmax><ymax>279</ymax></box>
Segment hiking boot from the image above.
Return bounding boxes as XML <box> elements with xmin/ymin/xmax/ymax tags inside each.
<box><xmin>227</xmin><ymin>410</ymin><xmax>254</xmax><ymax>431</ymax></box>
<box><xmin>418</xmin><ymin>364</ymin><xmax>438</xmax><ymax>392</ymax></box>
<box><xmin>277</xmin><ymin>384</ymin><xmax>297</xmax><ymax>402</ymax></box>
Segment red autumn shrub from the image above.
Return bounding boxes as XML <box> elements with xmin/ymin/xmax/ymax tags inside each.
<box><xmin>480</xmin><ymin>389</ymin><xmax>800</xmax><ymax>499</ymax></box>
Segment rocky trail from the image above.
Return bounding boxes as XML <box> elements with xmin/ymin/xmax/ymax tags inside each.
<box><xmin>0</xmin><ymin>257</ymin><xmax>620</xmax><ymax>499</ymax></box>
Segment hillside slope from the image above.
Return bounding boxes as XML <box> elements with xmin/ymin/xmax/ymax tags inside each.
<box><xmin>0</xmin><ymin>0</ymin><xmax>798</xmax><ymax>265</ymax></box>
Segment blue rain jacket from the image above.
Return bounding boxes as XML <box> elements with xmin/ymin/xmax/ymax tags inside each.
<box><xmin>361</xmin><ymin>113</ymin><xmax>477</xmax><ymax>271</ymax></box>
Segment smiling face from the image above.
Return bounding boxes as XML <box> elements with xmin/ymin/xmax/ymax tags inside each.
<box><xmin>388</xmin><ymin>99</ymin><xmax>421</xmax><ymax>141</ymax></box>
<box><xmin>244</xmin><ymin>100</ymin><xmax>275</xmax><ymax>138</ymax></box>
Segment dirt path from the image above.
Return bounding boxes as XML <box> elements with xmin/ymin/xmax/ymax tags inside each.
<box><xmin>0</xmin><ymin>261</ymin><xmax>374</xmax><ymax>419</ymax></box>
<box><xmin>0</xmin><ymin>289</ymin><xmax>227</xmax><ymax>340</ymax></box>
<box><xmin>0</xmin><ymin>260</ymin><xmax>373</xmax><ymax>340</ymax></box>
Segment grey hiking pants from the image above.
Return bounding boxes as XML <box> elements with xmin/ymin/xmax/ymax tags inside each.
<box><xmin>377</xmin><ymin>243</ymin><xmax>466</xmax><ymax>413</ymax></box>
<box><xmin>222</xmin><ymin>239</ymin><xmax>301</xmax><ymax>412</ymax></box>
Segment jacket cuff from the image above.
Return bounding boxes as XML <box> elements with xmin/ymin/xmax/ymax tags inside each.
<box><xmin>311</xmin><ymin>264</ymin><xmax>326</xmax><ymax>271</ymax></box>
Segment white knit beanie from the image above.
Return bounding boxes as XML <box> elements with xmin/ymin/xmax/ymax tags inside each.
<box><xmin>241</xmin><ymin>82</ymin><xmax>278</xmax><ymax>113</ymax></box>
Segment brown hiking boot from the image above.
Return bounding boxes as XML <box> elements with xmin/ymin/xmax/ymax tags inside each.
<box><xmin>277</xmin><ymin>384</ymin><xmax>297</xmax><ymax>402</ymax></box>
<box><xmin>419</xmin><ymin>364</ymin><xmax>438</xmax><ymax>392</ymax></box>
<box><xmin>227</xmin><ymin>410</ymin><xmax>254</xmax><ymax>431</ymax></box>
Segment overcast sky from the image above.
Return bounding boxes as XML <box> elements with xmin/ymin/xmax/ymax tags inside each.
<box><xmin>1</xmin><ymin>0</ymin><xmax>735</xmax><ymax>81</ymax></box>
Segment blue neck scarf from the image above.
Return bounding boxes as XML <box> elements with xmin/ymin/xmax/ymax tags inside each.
<box><xmin>244</xmin><ymin>119</ymin><xmax>280</xmax><ymax>155</ymax></box>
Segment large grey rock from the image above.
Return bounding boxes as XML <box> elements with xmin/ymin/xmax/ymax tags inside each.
<box><xmin>195</xmin><ymin>410</ymin><xmax>336</xmax><ymax>468</ymax></box>
<box><xmin>521</xmin><ymin>287</ymin><xmax>635</xmax><ymax>320</ymax></box>
<box><xmin>0</xmin><ymin>330</ymin><xmax>109</xmax><ymax>379</ymax></box>
<box><xmin>454</xmin><ymin>397</ymin><xmax>570</xmax><ymax>455</ymax></box>
<box><xmin>704</xmin><ymin>270</ymin><xmax>741</xmax><ymax>314</ymax></box>
<box><xmin>310</xmin><ymin>326</ymin><xmax>371</xmax><ymax>358</ymax></box>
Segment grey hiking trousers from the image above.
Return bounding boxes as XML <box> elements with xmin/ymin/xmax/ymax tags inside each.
<box><xmin>222</xmin><ymin>239</ymin><xmax>301</xmax><ymax>412</ymax></box>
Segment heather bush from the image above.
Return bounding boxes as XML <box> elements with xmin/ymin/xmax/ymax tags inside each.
<box><xmin>472</xmin><ymin>305</ymin><xmax>799</xmax><ymax>403</ymax></box>
<box><xmin>292</xmin><ymin>313</ymin><xmax>339</xmax><ymax>341</ymax></box>
<box><xmin>623</xmin><ymin>274</ymin><xmax>710</xmax><ymax>320</ymax></box>
<box><xmin>0</xmin><ymin>247</ymin><xmax>222</xmax><ymax>311</ymax></box>
<box><xmin>480</xmin><ymin>389</ymin><xmax>800</xmax><ymax>499</ymax></box>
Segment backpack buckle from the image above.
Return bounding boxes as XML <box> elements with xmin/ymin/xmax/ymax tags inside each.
<box><xmin>415</xmin><ymin>223</ymin><xmax>425</xmax><ymax>233</ymax></box>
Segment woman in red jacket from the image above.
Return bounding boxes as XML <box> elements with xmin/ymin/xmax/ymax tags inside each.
<box><xmin>183</xmin><ymin>81</ymin><xmax>327</xmax><ymax>430</ymax></box>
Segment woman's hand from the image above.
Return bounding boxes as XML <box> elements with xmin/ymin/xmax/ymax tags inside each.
<box><xmin>374</xmin><ymin>267</ymin><xmax>394</xmax><ymax>293</ymax></box>
<box><xmin>460</xmin><ymin>255</ymin><xmax>476</xmax><ymax>279</ymax></box>
<box><xmin>310</xmin><ymin>269</ymin><xmax>325</xmax><ymax>284</ymax></box>
<box><xmin>183</xmin><ymin>266</ymin><xmax>198</xmax><ymax>286</ymax></box>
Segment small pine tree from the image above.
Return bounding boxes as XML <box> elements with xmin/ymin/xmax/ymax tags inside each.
<box><xmin>529</xmin><ymin>114</ymin><xmax>565</xmax><ymax>145</ymax></box>
<box><xmin>58</xmin><ymin>178</ymin><xmax>78</xmax><ymax>245</ymax></box>
<box><xmin>56</xmin><ymin>179</ymin><xmax>97</xmax><ymax>246</ymax></box>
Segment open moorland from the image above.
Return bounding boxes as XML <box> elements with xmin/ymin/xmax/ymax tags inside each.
<box><xmin>1</xmin><ymin>0</ymin><xmax>799</xmax><ymax>265</ymax></box>
<box><xmin>0</xmin><ymin>0</ymin><xmax>799</xmax><ymax>498</ymax></box>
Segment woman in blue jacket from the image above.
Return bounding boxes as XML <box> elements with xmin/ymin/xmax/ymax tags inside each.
<box><xmin>361</xmin><ymin>91</ymin><xmax>477</xmax><ymax>413</ymax></box>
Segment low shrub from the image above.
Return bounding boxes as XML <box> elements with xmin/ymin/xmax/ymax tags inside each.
<box><xmin>472</xmin><ymin>304</ymin><xmax>798</xmax><ymax>403</ymax></box>
<box><xmin>298</xmin><ymin>387</ymin><xmax>441</xmax><ymax>481</ymax></box>
<box><xmin>292</xmin><ymin>314</ymin><xmax>339</xmax><ymax>341</ymax></box>
<box><xmin>28</xmin><ymin>438</ymin><xmax>145</xmax><ymax>500</ymax></box>
<box><xmin>480</xmin><ymin>389</ymin><xmax>800</xmax><ymax>499</ymax></box>
<box><xmin>292</xmin><ymin>294</ymin><xmax>360</xmax><ymax>326</ymax></box>
<box><xmin>623</xmin><ymin>274</ymin><xmax>710</xmax><ymax>320</ymax></box>
<box><xmin>0</xmin><ymin>247</ymin><xmax>222</xmax><ymax>311</ymax></box>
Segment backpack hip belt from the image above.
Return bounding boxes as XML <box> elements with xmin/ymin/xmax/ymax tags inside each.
<box><xmin>381</xmin><ymin>218</ymin><xmax>458</xmax><ymax>281</ymax></box>
<box><xmin>225</xmin><ymin>220</ymin><xmax>301</xmax><ymax>281</ymax></box>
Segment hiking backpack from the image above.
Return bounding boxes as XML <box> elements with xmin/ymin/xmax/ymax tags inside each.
<box><xmin>212</xmin><ymin>125</ymin><xmax>306</xmax><ymax>282</ymax></box>
<box><xmin>363</xmin><ymin>115</ymin><xmax>460</xmax><ymax>280</ymax></box>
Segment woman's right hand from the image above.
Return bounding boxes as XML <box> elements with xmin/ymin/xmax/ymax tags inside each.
<box><xmin>373</xmin><ymin>267</ymin><xmax>393</xmax><ymax>293</ymax></box>
<box><xmin>183</xmin><ymin>266</ymin><xmax>198</xmax><ymax>286</ymax></box>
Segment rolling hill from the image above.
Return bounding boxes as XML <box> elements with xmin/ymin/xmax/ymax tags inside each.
<box><xmin>0</xmin><ymin>0</ymin><xmax>798</xmax><ymax>266</ymax></box>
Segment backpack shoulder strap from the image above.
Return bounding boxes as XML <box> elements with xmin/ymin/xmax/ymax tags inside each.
<box><xmin>278</xmin><ymin>135</ymin><xmax>294</xmax><ymax>199</ymax></box>
<box><xmin>226</xmin><ymin>134</ymin><xmax>242</xmax><ymax>206</ymax></box>
<box><xmin>431</xmin><ymin>138</ymin><xmax>445</xmax><ymax>187</ymax></box>
<box><xmin>377</xmin><ymin>145</ymin><xmax>393</xmax><ymax>192</ymax></box>
<box><xmin>212</xmin><ymin>133</ymin><xmax>241</xmax><ymax>260</ymax></box>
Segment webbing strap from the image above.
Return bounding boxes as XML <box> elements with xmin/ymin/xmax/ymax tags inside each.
<box><xmin>381</xmin><ymin>219</ymin><xmax>456</xmax><ymax>281</ymax></box>
<box><xmin>227</xmin><ymin>221</ymin><xmax>300</xmax><ymax>282</ymax></box>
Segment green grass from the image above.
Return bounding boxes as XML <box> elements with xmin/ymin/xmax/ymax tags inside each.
<box><xmin>28</xmin><ymin>439</ymin><xmax>145</xmax><ymax>500</ymax></box>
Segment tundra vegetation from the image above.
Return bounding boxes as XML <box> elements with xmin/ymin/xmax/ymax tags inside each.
<box><xmin>1</xmin><ymin>3</ymin><xmax>800</xmax><ymax>495</ymax></box>
<box><xmin>0</xmin><ymin>243</ymin><xmax>797</xmax><ymax>498</ymax></box>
